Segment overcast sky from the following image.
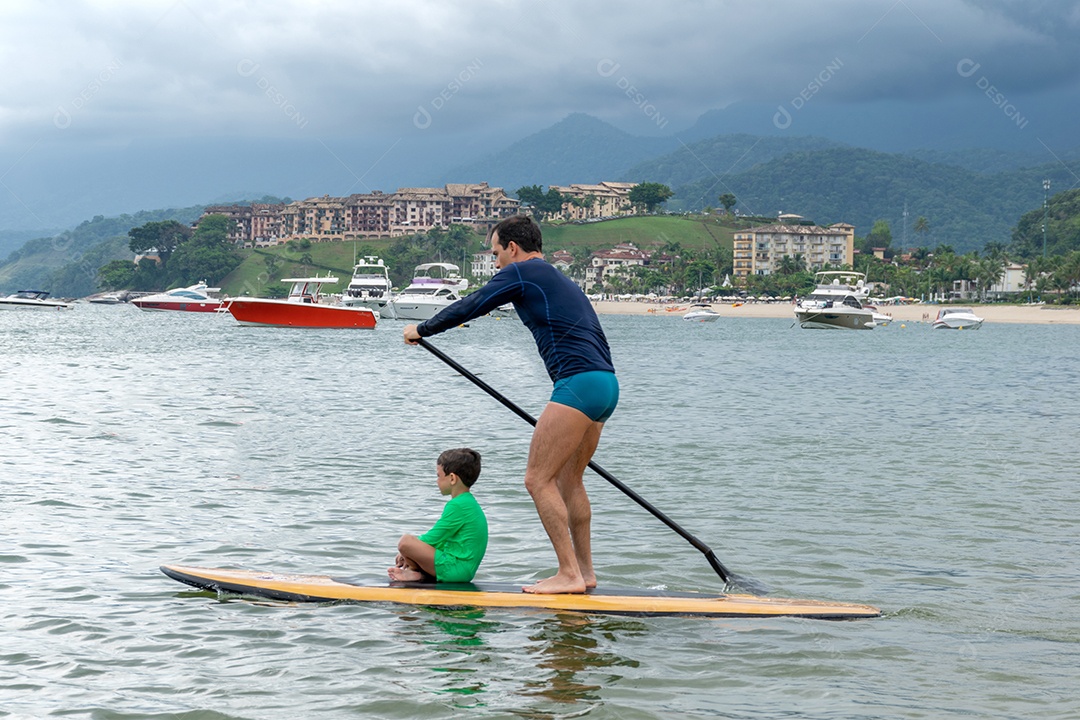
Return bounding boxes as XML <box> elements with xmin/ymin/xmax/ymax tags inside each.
<box><xmin>1</xmin><ymin>0</ymin><xmax>1078</xmax><ymax>229</ymax></box>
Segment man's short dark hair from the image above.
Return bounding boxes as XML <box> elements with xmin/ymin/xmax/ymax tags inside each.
<box><xmin>489</xmin><ymin>215</ymin><xmax>542</xmax><ymax>253</ymax></box>
<box><xmin>438</xmin><ymin>448</ymin><xmax>482</xmax><ymax>487</ymax></box>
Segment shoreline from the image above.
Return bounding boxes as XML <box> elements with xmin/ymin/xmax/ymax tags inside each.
<box><xmin>591</xmin><ymin>300</ymin><xmax>1080</xmax><ymax>325</ymax></box>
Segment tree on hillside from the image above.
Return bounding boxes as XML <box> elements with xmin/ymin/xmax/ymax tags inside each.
<box><xmin>718</xmin><ymin>193</ymin><xmax>737</xmax><ymax>213</ymax></box>
<box><xmin>166</xmin><ymin>214</ymin><xmax>241</xmax><ymax>285</ymax></box>
<box><xmin>913</xmin><ymin>216</ymin><xmax>929</xmax><ymax>243</ymax></box>
<box><xmin>127</xmin><ymin>220</ymin><xmax>192</xmax><ymax>264</ymax></box>
<box><xmin>1010</xmin><ymin>189</ymin><xmax>1080</xmax><ymax>260</ymax></box>
<box><xmin>861</xmin><ymin>219</ymin><xmax>892</xmax><ymax>255</ymax></box>
<box><xmin>97</xmin><ymin>259</ymin><xmax>137</xmax><ymax>290</ymax></box>
<box><xmin>515</xmin><ymin>185</ymin><xmax>565</xmax><ymax>221</ymax></box>
<box><xmin>629</xmin><ymin>183</ymin><xmax>674</xmax><ymax>213</ymax></box>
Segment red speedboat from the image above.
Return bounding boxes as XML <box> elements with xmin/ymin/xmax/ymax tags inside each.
<box><xmin>131</xmin><ymin>282</ymin><xmax>224</xmax><ymax>313</ymax></box>
<box><xmin>226</xmin><ymin>277</ymin><xmax>377</xmax><ymax>328</ymax></box>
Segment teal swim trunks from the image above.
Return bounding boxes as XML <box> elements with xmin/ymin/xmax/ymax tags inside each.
<box><xmin>550</xmin><ymin>371</ymin><xmax>619</xmax><ymax>422</ymax></box>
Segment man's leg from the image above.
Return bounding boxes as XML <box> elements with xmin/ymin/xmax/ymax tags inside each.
<box><xmin>555</xmin><ymin>421</ymin><xmax>604</xmax><ymax>588</ymax></box>
<box><xmin>522</xmin><ymin>402</ymin><xmax>595</xmax><ymax>594</ymax></box>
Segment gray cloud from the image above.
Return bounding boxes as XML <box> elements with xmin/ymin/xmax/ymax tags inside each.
<box><xmin>4</xmin><ymin>0</ymin><xmax>1078</xmax><ymax>145</ymax></box>
<box><xmin>2</xmin><ymin>0</ymin><xmax>1078</xmax><ymax>231</ymax></box>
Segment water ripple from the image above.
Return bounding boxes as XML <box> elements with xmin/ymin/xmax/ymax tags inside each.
<box><xmin>1</xmin><ymin>307</ymin><xmax>1078</xmax><ymax>718</ymax></box>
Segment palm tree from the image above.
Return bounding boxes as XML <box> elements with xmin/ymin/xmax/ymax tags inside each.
<box><xmin>913</xmin><ymin>216</ymin><xmax>929</xmax><ymax>242</ymax></box>
<box><xmin>977</xmin><ymin>256</ymin><xmax>1005</xmax><ymax>301</ymax></box>
<box><xmin>1057</xmin><ymin>251</ymin><xmax>1080</xmax><ymax>301</ymax></box>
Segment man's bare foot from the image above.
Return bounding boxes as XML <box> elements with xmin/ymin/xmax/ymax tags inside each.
<box><xmin>388</xmin><ymin>566</ymin><xmax>425</xmax><ymax>582</ymax></box>
<box><xmin>523</xmin><ymin>573</ymin><xmax>587</xmax><ymax>594</ymax></box>
<box><xmin>581</xmin><ymin>572</ymin><xmax>597</xmax><ymax>589</ymax></box>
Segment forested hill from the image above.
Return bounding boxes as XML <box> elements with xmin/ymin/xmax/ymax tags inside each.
<box><xmin>0</xmin><ymin>205</ymin><xmax>207</xmax><ymax>296</ymax></box>
<box><xmin>619</xmin><ymin>133</ymin><xmax>846</xmax><ymax>190</ymax></box>
<box><xmin>444</xmin><ymin>112</ymin><xmax>1079</xmax><ymax>253</ymax></box>
<box><xmin>668</xmin><ymin>146</ymin><xmax>1080</xmax><ymax>254</ymax></box>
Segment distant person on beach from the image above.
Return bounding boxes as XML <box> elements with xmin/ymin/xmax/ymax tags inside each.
<box><xmin>389</xmin><ymin>448</ymin><xmax>488</xmax><ymax>584</ymax></box>
<box><xmin>403</xmin><ymin>215</ymin><xmax>618</xmax><ymax>595</ymax></box>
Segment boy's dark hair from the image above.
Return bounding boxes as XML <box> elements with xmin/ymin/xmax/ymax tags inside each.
<box><xmin>438</xmin><ymin>448</ymin><xmax>482</xmax><ymax>487</ymax></box>
<box><xmin>489</xmin><ymin>215</ymin><xmax>542</xmax><ymax>253</ymax></box>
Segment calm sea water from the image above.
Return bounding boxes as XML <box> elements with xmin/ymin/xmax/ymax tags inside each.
<box><xmin>2</xmin><ymin>305</ymin><xmax>1078</xmax><ymax>719</ymax></box>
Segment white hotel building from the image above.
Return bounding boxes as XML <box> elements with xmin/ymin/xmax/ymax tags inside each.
<box><xmin>732</xmin><ymin>221</ymin><xmax>855</xmax><ymax>279</ymax></box>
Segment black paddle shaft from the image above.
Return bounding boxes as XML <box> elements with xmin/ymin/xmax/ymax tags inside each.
<box><xmin>417</xmin><ymin>337</ymin><xmax>736</xmax><ymax>586</ymax></box>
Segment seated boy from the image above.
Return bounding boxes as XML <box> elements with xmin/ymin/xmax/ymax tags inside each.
<box><xmin>388</xmin><ymin>448</ymin><xmax>488</xmax><ymax>584</ymax></box>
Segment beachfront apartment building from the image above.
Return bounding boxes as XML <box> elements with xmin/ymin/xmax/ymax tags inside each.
<box><xmin>550</xmin><ymin>250</ymin><xmax>574</xmax><ymax>274</ymax></box>
<box><xmin>201</xmin><ymin>183</ymin><xmax>520</xmax><ymax>245</ymax></box>
<box><xmin>588</xmin><ymin>243</ymin><xmax>650</xmax><ymax>287</ymax></box>
<box><xmin>732</xmin><ymin>221</ymin><xmax>855</xmax><ymax>279</ymax></box>
<box><xmin>203</xmin><ymin>203</ymin><xmax>284</xmax><ymax>245</ymax></box>
<box><xmin>951</xmin><ymin>263</ymin><xmax>1029</xmax><ymax>300</ymax></box>
<box><xmin>472</xmin><ymin>249</ymin><xmax>575</xmax><ymax>280</ymax></box>
<box><xmin>471</xmin><ymin>251</ymin><xmax>497</xmax><ymax>278</ymax></box>
<box><xmin>548</xmin><ymin>182</ymin><xmax>639</xmax><ymax>221</ymax></box>
<box><xmin>989</xmin><ymin>263</ymin><xmax>1027</xmax><ymax>297</ymax></box>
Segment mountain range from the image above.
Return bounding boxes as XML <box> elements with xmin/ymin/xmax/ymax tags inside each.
<box><xmin>4</xmin><ymin>111</ymin><xmax>1079</xmax><ymax>294</ymax></box>
<box><xmin>443</xmin><ymin>113</ymin><xmax>1079</xmax><ymax>253</ymax></box>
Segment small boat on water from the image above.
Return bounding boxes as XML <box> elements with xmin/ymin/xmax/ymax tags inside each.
<box><xmin>388</xmin><ymin>263</ymin><xmax>469</xmax><ymax>321</ymax></box>
<box><xmin>794</xmin><ymin>271</ymin><xmax>876</xmax><ymax>330</ymax></box>
<box><xmin>340</xmin><ymin>256</ymin><xmax>394</xmax><ymax>318</ymax></box>
<box><xmin>131</xmin><ymin>282</ymin><xmax>224</xmax><ymax>313</ymax></box>
<box><xmin>682</xmin><ymin>303</ymin><xmax>721</xmax><ymax>322</ymax></box>
<box><xmin>487</xmin><ymin>303</ymin><xmax>516</xmax><ymax>318</ymax></box>
<box><xmin>932</xmin><ymin>307</ymin><xmax>984</xmax><ymax>330</ymax></box>
<box><xmin>0</xmin><ymin>289</ymin><xmax>74</xmax><ymax>310</ymax></box>
<box><xmin>225</xmin><ymin>276</ymin><xmax>377</xmax><ymax>328</ymax></box>
<box><xmin>87</xmin><ymin>291</ymin><xmax>128</xmax><ymax>305</ymax></box>
<box><xmin>863</xmin><ymin>303</ymin><xmax>893</xmax><ymax>327</ymax></box>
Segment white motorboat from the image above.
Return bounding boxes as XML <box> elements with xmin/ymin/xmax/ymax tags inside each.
<box><xmin>869</xmin><ymin>311</ymin><xmax>893</xmax><ymax>327</ymax></box>
<box><xmin>794</xmin><ymin>271</ymin><xmax>875</xmax><ymax>330</ymax></box>
<box><xmin>0</xmin><ymin>289</ymin><xmax>74</xmax><ymax>310</ymax></box>
<box><xmin>864</xmin><ymin>303</ymin><xmax>893</xmax><ymax>327</ymax></box>
<box><xmin>487</xmin><ymin>303</ymin><xmax>516</xmax><ymax>318</ymax></box>
<box><xmin>130</xmin><ymin>282</ymin><xmax>224</xmax><ymax>313</ymax></box>
<box><xmin>387</xmin><ymin>263</ymin><xmax>469</xmax><ymax>321</ymax></box>
<box><xmin>932</xmin><ymin>307</ymin><xmax>984</xmax><ymax>330</ymax></box>
<box><xmin>340</xmin><ymin>256</ymin><xmax>394</xmax><ymax>318</ymax></box>
<box><xmin>87</xmin><ymin>291</ymin><xmax>127</xmax><ymax>304</ymax></box>
<box><xmin>682</xmin><ymin>303</ymin><xmax>721</xmax><ymax>322</ymax></box>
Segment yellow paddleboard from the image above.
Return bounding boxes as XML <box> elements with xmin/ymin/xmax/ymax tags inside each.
<box><xmin>161</xmin><ymin>565</ymin><xmax>880</xmax><ymax>620</ymax></box>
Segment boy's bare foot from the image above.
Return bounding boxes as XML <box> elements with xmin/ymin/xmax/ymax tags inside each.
<box><xmin>388</xmin><ymin>566</ymin><xmax>425</xmax><ymax>582</ymax></box>
<box><xmin>522</xmin><ymin>572</ymin><xmax>587</xmax><ymax>594</ymax></box>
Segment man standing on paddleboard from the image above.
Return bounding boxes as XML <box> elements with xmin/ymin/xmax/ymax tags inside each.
<box><xmin>403</xmin><ymin>214</ymin><xmax>618</xmax><ymax>595</ymax></box>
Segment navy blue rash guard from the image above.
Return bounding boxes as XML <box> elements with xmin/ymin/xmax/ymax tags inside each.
<box><xmin>416</xmin><ymin>257</ymin><xmax>615</xmax><ymax>383</ymax></box>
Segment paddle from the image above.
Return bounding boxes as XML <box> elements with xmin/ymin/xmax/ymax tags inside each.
<box><xmin>416</xmin><ymin>337</ymin><xmax>767</xmax><ymax>594</ymax></box>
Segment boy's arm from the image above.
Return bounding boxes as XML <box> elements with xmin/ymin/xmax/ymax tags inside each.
<box><xmin>418</xmin><ymin>503</ymin><xmax>464</xmax><ymax>546</ymax></box>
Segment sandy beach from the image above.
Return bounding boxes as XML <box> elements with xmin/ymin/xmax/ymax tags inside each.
<box><xmin>592</xmin><ymin>300</ymin><xmax>1080</xmax><ymax>325</ymax></box>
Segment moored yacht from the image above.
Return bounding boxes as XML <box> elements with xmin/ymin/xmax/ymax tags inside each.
<box><xmin>682</xmin><ymin>303</ymin><xmax>721</xmax><ymax>322</ymax></box>
<box><xmin>794</xmin><ymin>271</ymin><xmax>876</xmax><ymax>330</ymax></box>
<box><xmin>0</xmin><ymin>289</ymin><xmax>74</xmax><ymax>310</ymax></box>
<box><xmin>130</xmin><ymin>282</ymin><xmax>224</xmax><ymax>313</ymax></box>
<box><xmin>387</xmin><ymin>263</ymin><xmax>469</xmax><ymax>321</ymax></box>
<box><xmin>932</xmin><ymin>307</ymin><xmax>984</xmax><ymax>330</ymax></box>
<box><xmin>340</xmin><ymin>256</ymin><xmax>394</xmax><ymax>318</ymax></box>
